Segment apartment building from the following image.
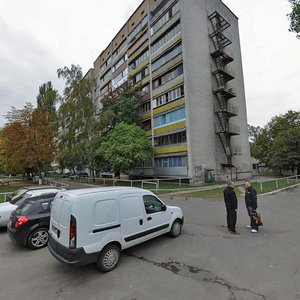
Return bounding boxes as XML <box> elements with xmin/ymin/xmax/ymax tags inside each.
<box><xmin>92</xmin><ymin>0</ymin><xmax>252</xmax><ymax>181</ymax></box>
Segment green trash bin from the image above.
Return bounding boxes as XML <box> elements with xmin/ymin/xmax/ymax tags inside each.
<box><xmin>204</xmin><ymin>169</ymin><xmax>215</xmax><ymax>183</ymax></box>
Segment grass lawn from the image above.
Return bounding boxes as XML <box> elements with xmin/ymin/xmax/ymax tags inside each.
<box><xmin>177</xmin><ymin>179</ymin><xmax>299</xmax><ymax>198</ymax></box>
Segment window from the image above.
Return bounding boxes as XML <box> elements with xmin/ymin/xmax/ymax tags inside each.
<box><xmin>112</xmin><ymin>53</ymin><xmax>128</xmax><ymax>72</ymax></box>
<box><xmin>150</xmin><ymin>2</ymin><xmax>180</xmax><ymax>35</ymax></box>
<box><xmin>153</xmin><ymin>64</ymin><xmax>183</xmax><ymax>89</ymax></box>
<box><xmin>112</xmin><ymin>39</ymin><xmax>127</xmax><ymax>60</ymax></box>
<box><xmin>112</xmin><ymin>68</ymin><xmax>128</xmax><ymax>89</ymax></box>
<box><xmin>100</xmin><ymin>56</ymin><xmax>112</xmax><ymax>72</ymax></box>
<box><xmin>143</xmin><ymin>195</ymin><xmax>164</xmax><ymax>214</ymax></box>
<box><xmin>100</xmin><ymin>70</ymin><xmax>111</xmax><ymax>83</ymax></box>
<box><xmin>153</xmin><ymin>85</ymin><xmax>184</xmax><ymax>108</ymax></box>
<box><xmin>129</xmin><ymin>49</ymin><xmax>149</xmax><ymax>71</ymax></box>
<box><xmin>128</xmin><ymin>15</ymin><xmax>148</xmax><ymax>41</ymax></box>
<box><xmin>133</xmin><ymin>66</ymin><xmax>149</xmax><ymax>83</ymax></box>
<box><xmin>140</xmin><ymin>101</ymin><xmax>151</xmax><ymax>114</ymax></box>
<box><xmin>128</xmin><ymin>32</ymin><xmax>148</xmax><ymax>56</ymax></box>
<box><xmin>141</xmin><ymin>119</ymin><xmax>151</xmax><ymax>131</ymax></box>
<box><xmin>141</xmin><ymin>84</ymin><xmax>150</xmax><ymax>96</ymax></box>
<box><xmin>154</xmin><ymin>107</ymin><xmax>186</xmax><ymax>128</ymax></box>
<box><xmin>155</xmin><ymin>156</ymin><xmax>187</xmax><ymax>168</ymax></box>
<box><xmin>154</xmin><ymin>131</ymin><xmax>186</xmax><ymax>146</ymax></box>
<box><xmin>152</xmin><ymin>43</ymin><xmax>182</xmax><ymax>71</ymax></box>
<box><xmin>151</xmin><ymin>22</ymin><xmax>181</xmax><ymax>53</ymax></box>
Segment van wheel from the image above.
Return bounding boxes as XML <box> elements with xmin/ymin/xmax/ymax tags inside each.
<box><xmin>97</xmin><ymin>244</ymin><xmax>120</xmax><ymax>273</ymax></box>
<box><xmin>169</xmin><ymin>220</ymin><xmax>182</xmax><ymax>238</ymax></box>
<box><xmin>27</xmin><ymin>228</ymin><xmax>49</xmax><ymax>249</ymax></box>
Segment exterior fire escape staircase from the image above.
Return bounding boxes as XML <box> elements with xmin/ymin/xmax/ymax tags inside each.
<box><xmin>208</xmin><ymin>11</ymin><xmax>240</xmax><ymax>168</ymax></box>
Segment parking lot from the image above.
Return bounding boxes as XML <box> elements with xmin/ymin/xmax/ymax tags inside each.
<box><xmin>0</xmin><ymin>185</ymin><xmax>299</xmax><ymax>300</ymax></box>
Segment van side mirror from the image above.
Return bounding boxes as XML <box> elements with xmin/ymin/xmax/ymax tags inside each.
<box><xmin>161</xmin><ymin>204</ymin><xmax>167</xmax><ymax>211</ymax></box>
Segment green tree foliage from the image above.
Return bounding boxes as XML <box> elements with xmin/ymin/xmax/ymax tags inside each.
<box><xmin>287</xmin><ymin>0</ymin><xmax>300</xmax><ymax>39</ymax></box>
<box><xmin>97</xmin><ymin>123</ymin><xmax>154</xmax><ymax>175</ymax></box>
<box><xmin>250</xmin><ymin>110</ymin><xmax>300</xmax><ymax>174</ymax></box>
<box><xmin>57</xmin><ymin>65</ymin><xmax>96</xmax><ymax>173</ymax></box>
<box><xmin>99</xmin><ymin>80</ymin><xmax>142</xmax><ymax>130</ymax></box>
<box><xmin>36</xmin><ymin>81</ymin><xmax>58</xmax><ymax>115</ymax></box>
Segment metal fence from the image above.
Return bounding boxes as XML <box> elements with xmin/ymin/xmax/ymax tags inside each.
<box><xmin>254</xmin><ymin>175</ymin><xmax>300</xmax><ymax>193</ymax></box>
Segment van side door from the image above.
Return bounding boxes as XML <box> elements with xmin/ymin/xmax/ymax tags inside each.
<box><xmin>119</xmin><ymin>193</ymin><xmax>145</xmax><ymax>244</ymax></box>
<box><xmin>143</xmin><ymin>195</ymin><xmax>171</xmax><ymax>235</ymax></box>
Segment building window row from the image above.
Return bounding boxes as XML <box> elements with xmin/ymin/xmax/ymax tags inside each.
<box><xmin>153</xmin><ymin>85</ymin><xmax>184</xmax><ymax>108</ymax></box>
<box><xmin>112</xmin><ymin>68</ymin><xmax>128</xmax><ymax>89</ymax></box>
<box><xmin>154</xmin><ymin>107</ymin><xmax>185</xmax><ymax>128</ymax></box>
<box><xmin>153</xmin><ymin>64</ymin><xmax>183</xmax><ymax>89</ymax></box>
<box><xmin>129</xmin><ymin>49</ymin><xmax>149</xmax><ymax>71</ymax></box>
<box><xmin>155</xmin><ymin>155</ymin><xmax>187</xmax><ymax>168</ymax></box>
<box><xmin>151</xmin><ymin>21</ymin><xmax>181</xmax><ymax>53</ymax></box>
<box><xmin>154</xmin><ymin>131</ymin><xmax>186</xmax><ymax>146</ymax></box>
<box><xmin>128</xmin><ymin>15</ymin><xmax>148</xmax><ymax>42</ymax></box>
<box><xmin>136</xmin><ymin>159</ymin><xmax>153</xmax><ymax>168</ymax></box>
<box><xmin>133</xmin><ymin>66</ymin><xmax>149</xmax><ymax>83</ymax></box>
<box><xmin>112</xmin><ymin>53</ymin><xmax>128</xmax><ymax>73</ymax></box>
<box><xmin>152</xmin><ymin>42</ymin><xmax>182</xmax><ymax>71</ymax></box>
<box><xmin>139</xmin><ymin>101</ymin><xmax>151</xmax><ymax>114</ymax></box>
<box><xmin>151</xmin><ymin>1</ymin><xmax>180</xmax><ymax>36</ymax></box>
<box><xmin>112</xmin><ymin>39</ymin><xmax>127</xmax><ymax>60</ymax></box>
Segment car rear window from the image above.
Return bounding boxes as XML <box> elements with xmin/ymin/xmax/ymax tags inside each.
<box><xmin>15</xmin><ymin>201</ymin><xmax>33</xmax><ymax>215</ymax></box>
<box><xmin>10</xmin><ymin>193</ymin><xmax>31</xmax><ymax>205</ymax></box>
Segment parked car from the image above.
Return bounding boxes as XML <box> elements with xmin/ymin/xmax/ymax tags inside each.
<box><xmin>100</xmin><ymin>170</ymin><xmax>113</xmax><ymax>178</ymax></box>
<box><xmin>5</xmin><ymin>185</ymin><xmax>54</xmax><ymax>203</ymax></box>
<box><xmin>7</xmin><ymin>193</ymin><xmax>57</xmax><ymax>249</ymax></box>
<box><xmin>48</xmin><ymin>187</ymin><xmax>183</xmax><ymax>272</ymax></box>
<box><xmin>69</xmin><ymin>172</ymin><xmax>89</xmax><ymax>180</ymax></box>
<box><xmin>0</xmin><ymin>188</ymin><xmax>64</xmax><ymax>227</ymax></box>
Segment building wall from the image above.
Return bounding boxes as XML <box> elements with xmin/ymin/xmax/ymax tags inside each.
<box><xmin>91</xmin><ymin>0</ymin><xmax>251</xmax><ymax>181</ymax></box>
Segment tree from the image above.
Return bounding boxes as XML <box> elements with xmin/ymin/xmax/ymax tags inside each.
<box><xmin>287</xmin><ymin>0</ymin><xmax>300</xmax><ymax>39</ymax></box>
<box><xmin>0</xmin><ymin>103</ymin><xmax>57</xmax><ymax>175</ymax></box>
<box><xmin>250</xmin><ymin>110</ymin><xmax>300</xmax><ymax>174</ymax></box>
<box><xmin>99</xmin><ymin>80</ymin><xmax>142</xmax><ymax>131</ymax></box>
<box><xmin>36</xmin><ymin>81</ymin><xmax>58</xmax><ymax>115</ymax></box>
<box><xmin>97</xmin><ymin>123</ymin><xmax>154</xmax><ymax>176</ymax></box>
<box><xmin>57</xmin><ymin>65</ymin><xmax>96</xmax><ymax>173</ymax></box>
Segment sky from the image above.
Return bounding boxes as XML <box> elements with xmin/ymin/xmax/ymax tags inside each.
<box><xmin>0</xmin><ymin>0</ymin><xmax>299</xmax><ymax>128</ymax></box>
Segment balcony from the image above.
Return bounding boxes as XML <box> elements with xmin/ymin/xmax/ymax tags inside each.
<box><xmin>213</xmin><ymin>85</ymin><xmax>237</xmax><ymax>99</ymax></box>
<box><xmin>216</xmin><ymin>122</ymin><xmax>240</xmax><ymax>135</ymax></box>
<box><xmin>212</xmin><ymin>66</ymin><xmax>235</xmax><ymax>83</ymax></box>
<box><xmin>215</xmin><ymin>104</ymin><xmax>239</xmax><ymax>117</ymax></box>
<box><xmin>209</xmin><ymin>30</ymin><xmax>232</xmax><ymax>49</ymax></box>
<box><xmin>208</xmin><ymin>11</ymin><xmax>230</xmax><ymax>32</ymax></box>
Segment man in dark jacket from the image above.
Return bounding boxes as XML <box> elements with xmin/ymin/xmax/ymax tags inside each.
<box><xmin>223</xmin><ymin>181</ymin><xmax>238</xmax><ymax>234</ymax></box>
<box><xmin>244</xmin><ymin>179</ymin><xmax>259</xmax><ymax>233</ymax></box>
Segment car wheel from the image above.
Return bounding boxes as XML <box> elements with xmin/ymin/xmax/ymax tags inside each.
<box><xmin>96</xmin><ymin>244</ymin><xmax>120</xmax><ymax>273</ymax></box>
<box><xmin>27</xmin><ymin>227</ymin><xmax>49</xmax><ymax>250</ymax></box>
<box><xmin>169</xmin><ymin>219</ymin><xmax>182</xmax><ymax>238</ymax></box>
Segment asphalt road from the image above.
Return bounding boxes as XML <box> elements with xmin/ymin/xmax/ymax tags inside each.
<box><xmin>0</xmin><ymin>185</ymin><xmax>299</xmax><ymax>300</ymax></box>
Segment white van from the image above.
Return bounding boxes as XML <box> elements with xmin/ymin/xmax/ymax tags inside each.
<box><xmin>48</xmin><ymin>187</ymin><xmax>183</xmax><ymax>272</ymax></box>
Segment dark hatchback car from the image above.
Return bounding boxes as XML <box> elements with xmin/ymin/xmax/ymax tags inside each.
<box><xmin>7</xmin><ymin>193</ymin><xmax>57</xmax><ymax>250</ymax></box>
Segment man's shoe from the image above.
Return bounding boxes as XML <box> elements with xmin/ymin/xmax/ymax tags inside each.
<box><xmin>246</xmin><ymin>225</ymin><xmax>251</xmax><ymax>228</ymax></box>
<box><xmin>251</xmin><ymin>229</ymin><xmax>258</xmax><ymax>233</ymax></box>
<box><xmin>230</xmin><ymin>230</ymin><xmax>240</xmax><ymax>235</ymax></box>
